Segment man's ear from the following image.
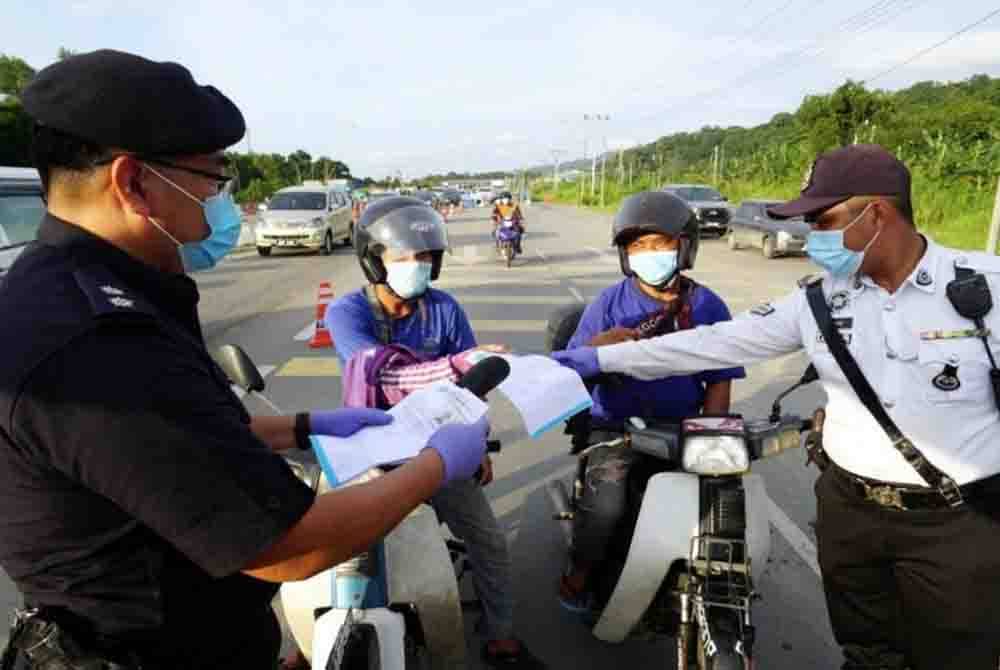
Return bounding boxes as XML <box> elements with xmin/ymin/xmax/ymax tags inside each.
<box><xmin>109</xmin><ymin>156</ymin><xmax>152</xmax><ymax>218</ymax></box>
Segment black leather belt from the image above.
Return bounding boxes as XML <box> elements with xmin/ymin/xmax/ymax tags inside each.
<box><xmin>833</xmin><ymin>463</ymin><xmax>1000</xmax><ymax>511</ymax></box>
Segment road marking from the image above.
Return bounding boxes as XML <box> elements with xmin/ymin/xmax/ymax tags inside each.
<box><xmin>473</xmin><ymin>319</ymin><xmax>547</xmax><ymax>332</ymax></box>
<box><xmin>568</xmin><ymin>287</ymin><xmax>585</xmax><ymax>303</ymax></box>
<box><xmin>460</xmin><ymin>295</ymin><xmax>574</xmax><ymax>305</ymax></box>
<box><xmin>277</xmin><ymin>357</ymin><xmax>342</xmax><ymax>377</ymax></box>
<box><xmin>586</xmin><ymin>246</ymin><xmax>618</xmax><ymax>264</ymax></box>
<box><xmin>231</xmin><ymin>365</ymin><xmax>276</xmax><ymax>399</ymax></box>
<box><xmin>766</xmin><ymin>495</ymin><xmax>821</xmax><ymax>579</ymax></box>
<box><xmin>536</xmin><ymin>250</ymin><xmax>548</xmax><ymax>262</ymax></box>
<box><xmin>435</xmin><ymin>277</ymin><xmax>561</xmax><ymax>289</ymax></box>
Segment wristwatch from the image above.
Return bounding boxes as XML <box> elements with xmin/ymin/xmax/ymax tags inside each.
<box><xmin>294</xmin><ymin>412</ymin><xmax>312</xmax><ymax>451</ymax></box>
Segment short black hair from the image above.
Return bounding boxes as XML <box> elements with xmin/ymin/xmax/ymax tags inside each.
<box><xmin>30</xmin><ymin>123</ymin><xmax>114</xmax><ymax>193</ymax></box>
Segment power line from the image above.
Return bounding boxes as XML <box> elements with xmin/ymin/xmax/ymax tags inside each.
<box><xmin>863</xmin><ymin>6</ymin><xmax>1000</xmax><ymax>85</ymax></box>
<box><xmin>626</xmin><ymin>0</ymin><xmax>926</xmax><ymax>124</ymax></box>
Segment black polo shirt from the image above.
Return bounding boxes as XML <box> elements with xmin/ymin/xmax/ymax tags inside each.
<box><xmin>0</xmin><ymin>215</ymin><xmax>314</xmax><ymax>668</ymax></box>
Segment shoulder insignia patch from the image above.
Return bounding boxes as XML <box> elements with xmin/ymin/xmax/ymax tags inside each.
<box><xmin>955</xmin><ymin>253</ymin><xmax>1000</xmax><ymax>275</ymax></box>
<box><xmin>73</xmin><ymin>267</ymin><xmax>154</xmax><ymax>318</ymax></box>
<box><xmin>750</xmin><ymin>302</ymin><xmax>775</xmax><ymax>317</ymax></box>
<box><xmin>830</xmin><ymin>291</ymin><xmax>850</xmax><ymax>312</ymax></box>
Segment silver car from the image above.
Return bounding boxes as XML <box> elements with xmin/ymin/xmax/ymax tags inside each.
<box><xmin>0</xmin><ymin>167</ymin><xmax>45</xmax><ymax>283</ymax></box>
<box><xmin>255</xmin><ymin>185</ymin><xmax>353</xmax><ymax>256</ymax></box>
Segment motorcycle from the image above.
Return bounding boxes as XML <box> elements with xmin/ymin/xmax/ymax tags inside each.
<box><xmin>544</xmin><ymin>307</ymin><xmax>819</xmax><ymax>669</ymax></box>
<box><xmin>495</xmin><ymin>218</ymin><xmax>521</xmax><ymax>268</ymax></box>
<box><xmin>215</xmin><ymin>345</ymin><xmax>507</xmax><ymax>670</ymax></box>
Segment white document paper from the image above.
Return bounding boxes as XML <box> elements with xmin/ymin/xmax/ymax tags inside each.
<box><xmin>495</xmin><ymin>354</ymin><xmax>593</xmax><ymax>438</ymax></box>
<box><xmin>311</xmin><ymin>382</ymin><xmax>488</xmax><ymax>485</ymax></box>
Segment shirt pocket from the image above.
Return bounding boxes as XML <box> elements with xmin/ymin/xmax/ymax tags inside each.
<box><xmin>917</xmin><ymin>339</ymin><xmax>993</xmax><ymax>406</ymax></box>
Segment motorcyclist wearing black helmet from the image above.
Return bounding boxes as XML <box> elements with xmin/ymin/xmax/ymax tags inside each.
<box><xmin>557</xmin><ymin>191</ymin><xmax>745</xmax><ymax>614</ymax></box>
<box><xmin>323</xmin><ymin>196</ymin><xmax>546</xmax><ymax>669</ymax></box>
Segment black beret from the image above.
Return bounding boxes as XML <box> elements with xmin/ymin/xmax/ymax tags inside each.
<box><xmin>22</xmin><ymin>49</ymin><xmax>245</xmax><ymax>156</ymax></box>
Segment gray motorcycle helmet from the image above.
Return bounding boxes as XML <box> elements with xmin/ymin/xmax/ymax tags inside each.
<box><xmin>354</xmin><ymin>195</ymin><xmax>449</xmax><ymax>284</ymax></box>
<box><xmin>612</xmin><ymin>191</ymin><xmax>699</xmax><ymax>281</ymax></box>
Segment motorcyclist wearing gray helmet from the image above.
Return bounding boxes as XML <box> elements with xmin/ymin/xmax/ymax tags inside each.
<box><xmin>324</xmin><ymin>196</ymin><xmax>547</xmax><ymax>669</ymax></box>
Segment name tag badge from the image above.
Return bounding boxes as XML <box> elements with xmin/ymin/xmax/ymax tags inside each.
<box><xmin>920</xmin><ymin>328</ymin><xmax>991</xmax><ymax>341</ymax></box>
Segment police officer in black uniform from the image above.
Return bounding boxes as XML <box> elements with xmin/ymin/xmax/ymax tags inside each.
<box><xmin>0</xmin><ymin>50</ymin><xmax>489</xmax><ymax>669</ymax></box>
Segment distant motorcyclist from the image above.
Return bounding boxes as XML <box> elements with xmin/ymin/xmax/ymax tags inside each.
<box><xmin>557</xmin><ymin>191</ymin><xmax>745</xmax><ymax>614</ymax></box>
<box><xmin>491</xmin><ymin>191</ymin><xmax>524</xmax><ymax>253</ymax></box>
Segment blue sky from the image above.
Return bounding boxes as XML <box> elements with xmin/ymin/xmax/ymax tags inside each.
<box><xmin>5</xmin><ymin>0</ymin><xmax>1000</xmax><ymax>179</ymax></box>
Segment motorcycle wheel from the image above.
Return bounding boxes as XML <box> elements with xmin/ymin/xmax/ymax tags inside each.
<box><xmin>341</xmin><ymin>622</ymin><xmax>381</xmax><ymax>670</ymax></box>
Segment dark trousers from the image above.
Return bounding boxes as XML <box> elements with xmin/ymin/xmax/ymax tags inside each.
<box><xmin>815</xmin><ymin>465</ymin><xmax>1000</xmax><ymax>670</ymax></box>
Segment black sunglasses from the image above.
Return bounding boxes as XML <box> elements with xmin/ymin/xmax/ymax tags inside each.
<box><xmin>96</xmin><ymin>155</ymin><xmax>233</xmax><ymax>190</ymax></box>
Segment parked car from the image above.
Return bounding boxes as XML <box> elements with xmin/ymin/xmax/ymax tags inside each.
<box><xmin>661</xmin><ymin>183</ymin><xmax>731</xmax><ymax>237</ymax></box>
<box><xmin>0</xmin><ymin>167</ymin><xmax>45</xmax><ymax>283</ymax></box>
<box><xmin>728</xmin><ymin>199</ymin><xmax>809</xmax><ymax>259</ymax></box>
<box><xmin>255</xmin><ymin>185</ymin><xmax>353</xmax><ymax>256</ymax></box>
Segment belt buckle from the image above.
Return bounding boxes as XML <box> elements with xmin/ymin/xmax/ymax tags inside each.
<box><xmin>864</xmin><ymin>482</ymin><xmax>907</xmax><ymax>510</ymax></box>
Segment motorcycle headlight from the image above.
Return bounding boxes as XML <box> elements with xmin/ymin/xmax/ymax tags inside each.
<box><xmin>692</xmin><ymin>207</ymin><xmax>702</xmax><ymax>219</ymax></box>
<box><xmin>682</xmin><ymin>417</ymin><xmax>749</xmax><ymax>475</ymax></box>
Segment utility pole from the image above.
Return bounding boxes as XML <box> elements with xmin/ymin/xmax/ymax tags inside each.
<box><xmin>584</xmin><ymin>113</ymin><xmax>610</xmax><ymax>198</ymax></box>
<box><xmin>987</xmin><ymin>175</ymin><xmax>1000</xmax><ymax>254</ymax></box>
<box><xmin>550</xmin><ymin>148</ymin><xmax>565</xmax><ymax>188</ymax></box>
<box><xmin>712</xmin><ymin>146</ymin><xmax>720</xmax><ymax>185</ymax></box>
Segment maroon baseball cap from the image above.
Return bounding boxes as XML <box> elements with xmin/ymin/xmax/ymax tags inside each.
<box><xmin>768</xmin><ymin>144</ymin><xmax>911</xmax><ymax>220</ymax></box>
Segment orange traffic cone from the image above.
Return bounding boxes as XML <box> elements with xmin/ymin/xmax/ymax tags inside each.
<box><xmin>309</xmin><ymin>282</ymin><xmax>335</xmax><ymax>349</ymax></box>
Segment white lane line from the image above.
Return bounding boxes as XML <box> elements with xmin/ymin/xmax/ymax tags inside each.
<box><xmin>294</xmin><ymin>322</ymin><xmax>316</xmax><ymax>342</ymax></box>
<box><xmin>767</xmin><ymin>495</ymin><xmax>821</xmax><ymax>579</ymax></box>
<box><xmin>232</xmin><ymin>365</ymin><xmax>277</xmax><ymax>399</ymax></box>
<box><xmin>586</xmin><ymin>246</ymin><xmax>618</xmax><ymax>264</ymax></box>
<box><xmin>568</xmin><ymin>287</ymin><xmax>585</xmax><ymax>303</ymax></box>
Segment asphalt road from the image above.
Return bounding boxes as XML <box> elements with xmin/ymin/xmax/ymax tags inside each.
<box><xmin>0</xmin><ymin>204</ymin><xmax>841</xmax><ymax>668</ymax></box>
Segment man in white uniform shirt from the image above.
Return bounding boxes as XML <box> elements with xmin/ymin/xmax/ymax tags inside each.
<box><xmin>553</xmin><ymin>144</ymin><xmax>1000</xmax><ymax>670</ymax></box>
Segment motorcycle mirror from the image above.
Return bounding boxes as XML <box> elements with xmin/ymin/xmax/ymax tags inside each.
<box><xmin>769</xmin><ymin>365</ymin><xmax>820</xmax><ymax>423</ymax></box>
<box><xmin>214</xmin><ymin>344</ymin><xmax>266</xmax><ymax>393</ymax></box>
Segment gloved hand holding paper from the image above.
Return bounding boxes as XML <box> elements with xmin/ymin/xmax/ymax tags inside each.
<box><xmin>311</xmin><ymin>382</ymin><xmax>487</xmax><ymax>485</ymax></box>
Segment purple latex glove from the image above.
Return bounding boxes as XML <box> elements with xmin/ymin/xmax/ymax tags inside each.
<box><xmin>309</xmin><ymin>408</ymin><xmax>393</xmax><ymax>437</ymax></box>
<box><xmin>551</xmin><ymin>347</ymin><xmax>600</xmax><ymax>379</ymax></box>
<box><xmin>423</xmin><ymin>417</ymin><xmax>490</xmax><ymax>485</ymax></box>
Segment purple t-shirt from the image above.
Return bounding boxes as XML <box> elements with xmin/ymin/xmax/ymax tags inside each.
<box><xmin>326</xmin><ymin>287</ymin><xmax>477</xmax><ymax>364</ymax></box>
<box><xmin>567</xmin><ymin>277</ymin><xmax>745</xmax><ymax>426</ymax></box>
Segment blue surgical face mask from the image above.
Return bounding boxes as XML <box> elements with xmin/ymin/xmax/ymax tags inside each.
<box><xmin>145</xmin><ymin>165</ymin><xmax>241</xmax><ymax>273</ymax></box>
<box><xmin>628</xmin><ymin>250</ymin><xmax>678</xmax><ymax>286</ymax></box>
<box><xmin>806</xmin><ymin>203</ymin><xmax>878</xmax><ymax>277</ymax></box>
<box><xmin>386</xmin><ymin>260</ymin><xmax>433</xmax><ymax>300</ymax></box>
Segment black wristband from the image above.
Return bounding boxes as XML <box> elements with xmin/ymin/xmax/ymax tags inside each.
<box><xmin>294</xmin><ymin>412</ymin><xmax>312</xmax><ymax>451</ymax></box>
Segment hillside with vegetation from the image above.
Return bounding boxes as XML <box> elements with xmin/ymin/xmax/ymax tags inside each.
<box><xmin>534</xmin><ymin>77</ymin><xmax>1000</xmax><ymax>250</ymax></box>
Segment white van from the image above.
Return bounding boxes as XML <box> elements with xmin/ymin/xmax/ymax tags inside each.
<box><xmin>0</xmin><ymin>167</ymin><xmax>45</xmax><ymax>283</ymax></box>
<box><xmin>255</xmin><ymin>184</ymin><xmax>353</xmax><ymax>256</ymax></box>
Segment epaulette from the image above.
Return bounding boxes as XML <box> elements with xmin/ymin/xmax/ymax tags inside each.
<box><xmin>72</xmin><ymin>265</ymin><xmax>155</xmax><ymax>318</ymax></box>
<box><xmin>797</xmin><ymin>272</ymin><xmax>824</xmax><ymax>289</ymax></box>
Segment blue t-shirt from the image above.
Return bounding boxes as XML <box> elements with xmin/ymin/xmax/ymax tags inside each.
<box><xmin>567</xmin><ymin>277</ymin><xmax>745</xmax><ymax>426</ymax></box>
<box><xmin>326</xmin><ymin>287</ymin><xmax>477</xmax><ymax>364</ymax></box>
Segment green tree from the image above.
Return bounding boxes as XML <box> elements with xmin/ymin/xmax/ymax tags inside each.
<box><xmin>0</xmin><ymin>55</ymin><xmax>35</xmax><ymax>98</ymax></box>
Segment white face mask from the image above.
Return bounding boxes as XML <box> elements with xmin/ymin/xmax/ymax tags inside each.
<box><xmin>386</xmin><ymin>261</ymin><xmax>433</xmax><ymax>299</ymax></box>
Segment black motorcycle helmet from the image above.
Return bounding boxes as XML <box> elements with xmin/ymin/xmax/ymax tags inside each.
<box><xmin>612</xmin><ymin>191</ymin><xmax>699</xmax><ymax>285</ymax></box>
<box><xmin>354</xmin><ymin>195</ymin><xmax>448</xmax><ymax>284</ymax></box>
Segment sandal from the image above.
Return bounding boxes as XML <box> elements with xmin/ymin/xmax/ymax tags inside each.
<box><xmin>481</xmin><ymin>640</ymin><xmax>547</xmax><ymax>669</ymax></box>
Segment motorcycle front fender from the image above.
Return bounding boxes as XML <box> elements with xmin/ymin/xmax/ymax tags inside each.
<box><xmin>593</xmin><ymin>472</ymin><xmax>700</xmax><ymax>643</ymax></box>
<box><xmin>312</xmin><ymin>608</ymin><xmax>407</xmax><ymax>670</ymax></box>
